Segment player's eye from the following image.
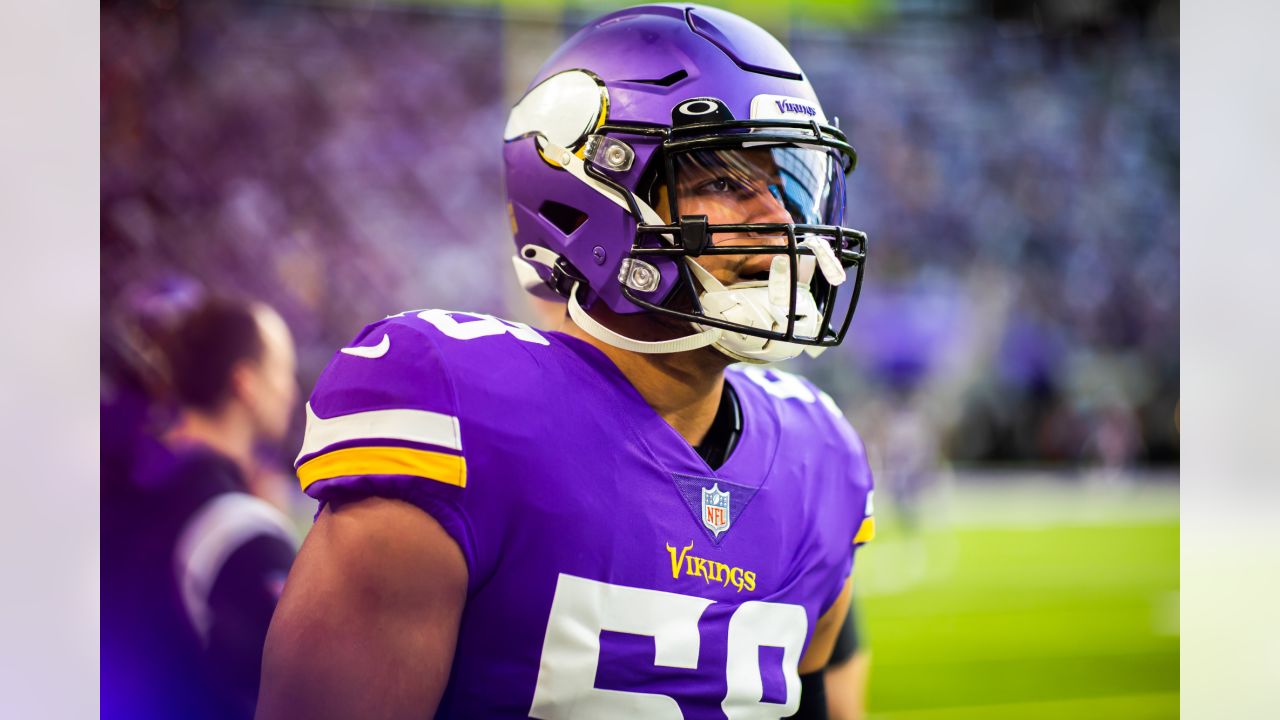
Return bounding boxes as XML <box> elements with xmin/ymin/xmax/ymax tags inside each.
<box><xmin>694</xmin><ymin>176</ymin><xmax>751</xmax><ymax>197</ymax></box>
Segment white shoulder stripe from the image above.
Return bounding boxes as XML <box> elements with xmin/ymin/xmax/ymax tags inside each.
<box><xmin>296</xmin><ymin>402</ymin><xmax>462</xmax><ymax>464</ymax></box>
<box><xmin>174</xmin><ymin>493</ymin><xmax>297</xmax><ymax>644</ymax></box>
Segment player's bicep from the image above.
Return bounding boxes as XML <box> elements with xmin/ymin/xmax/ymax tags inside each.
<box><xmin>797</xmin><ymin>572</ymin><xmax>854</xmax><ymax>675</ymax></box>
<box><xmin>256</xmin><ymin>496</ymin><xmax>468</xmax><ymax>720</ymax></box>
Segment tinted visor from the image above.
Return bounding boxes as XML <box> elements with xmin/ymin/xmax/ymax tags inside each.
<box><xmin>668</xmin><ymin>144</ymin><xmax>846</xmax><ymax>228</ymax></box>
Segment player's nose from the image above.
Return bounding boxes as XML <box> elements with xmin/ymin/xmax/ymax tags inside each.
<box><xmin>716</xmin><ymin>186</ymin><xmax>789</xmax><ymax>279</ymax></box>
<box><xmin>745</xmin><ymin>184</ymin><xmax>793</xmax><ymax>227</ymax></box>
<box><xmin>733</xmin><ymin>185</ymin><xmax>792</xmax><ymax>257</ymax></box>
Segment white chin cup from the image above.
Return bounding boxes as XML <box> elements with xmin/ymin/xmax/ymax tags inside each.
<box><xmin>686</xmin><ymin>258</ymin><xmax>822</xmax><ymax>365</ymax></box>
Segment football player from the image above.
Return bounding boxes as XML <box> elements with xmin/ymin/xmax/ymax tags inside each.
<box><xmin>257</xmin><ymin>4</ymin><xmax>874</xmax><ymax>718</ymax></box>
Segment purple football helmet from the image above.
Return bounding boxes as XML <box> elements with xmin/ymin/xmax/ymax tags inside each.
<box><xmin>504</xmin><ymin>3</ymin><xmax>866</xmax><ymax>362</ymax></box>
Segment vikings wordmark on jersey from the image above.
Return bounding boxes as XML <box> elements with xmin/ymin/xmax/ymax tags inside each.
<box><xmin>296</xmin><ymin>310</ymin><xmax>874</xmax><ymax>718</ymax></box>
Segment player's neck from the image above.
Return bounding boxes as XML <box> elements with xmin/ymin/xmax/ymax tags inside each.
<box><xmin>166</xmin><ymin>405</ymin><xmax>256</xmax><ymax>477</ymax></box>
<box><xmin>560</xmin><ymin>312</ymin><xmax>731</xmax><ymax>448</ymax></box>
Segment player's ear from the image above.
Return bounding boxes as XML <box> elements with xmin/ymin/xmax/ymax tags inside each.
<box><xmin>227</xmin><ymin>357</ymin><xmax>262</xmax><ymax>408</ymax></box>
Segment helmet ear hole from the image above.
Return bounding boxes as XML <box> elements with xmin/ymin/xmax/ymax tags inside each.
<box><xmin>538</xmin><ymin>200</ymin><xmax>589</xmax><ymax>236</ymax></box>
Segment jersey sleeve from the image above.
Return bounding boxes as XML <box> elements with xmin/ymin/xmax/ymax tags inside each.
<box><xmin>294</xmin><ymin>315</ymin><xmax>478</xmax><ymax>574</ymax></box>
<box><xmin>810</xmin><ymin>382</ymin><xmax>876</xmax><ymax>551</ymax></box>
<box><xmin>853</xmin><ymin>483</ymin><xmax>876</xmax><ymax>547</ymax></box>
<box><xmin>785</xmin><ymin>373</ymin><xmax>876</xmax><ymax>618</ymax></box>
<box><xmin>735</xmin><ymin>366</ymin><xmax>876</xmax><ymax>615</ymax></box>
<box><xmin>820</xmin><ymin>401</ymin><xmax>875</xmax><ymax>614</ymax></box>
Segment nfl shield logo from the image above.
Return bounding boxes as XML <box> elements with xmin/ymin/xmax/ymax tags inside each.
<box><xmin>701</xmin><ymin>483</ymin><xmax>731</xmax><ymax>537</ymax></box>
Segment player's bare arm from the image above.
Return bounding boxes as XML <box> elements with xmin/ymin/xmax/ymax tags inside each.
<box><xmin>799</xmin><ymin>573</ymin><xmax>855</xmax><ymax>675</ymax></box>
<box><xmin>255</xmin><ymin>497</ymin><xmax>466</xmax><ymax>720</ymax></box>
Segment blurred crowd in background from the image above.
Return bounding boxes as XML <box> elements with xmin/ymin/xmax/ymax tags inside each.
<box><xmin>102</xmin><ymin>0</ymin><xmax>1179</xmax><ymax>478</ymax></box>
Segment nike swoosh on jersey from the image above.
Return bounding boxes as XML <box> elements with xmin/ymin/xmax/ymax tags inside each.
<box><xmin>340</xmin><ymin>333</ymin><xmax>390</xmax><ymax>358</ymax></box>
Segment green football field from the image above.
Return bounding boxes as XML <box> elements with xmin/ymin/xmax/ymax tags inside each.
<box><xmin>856</xmin><ymin>475</ymin><xmax>1179</xmax><ymax>719</ymax></box>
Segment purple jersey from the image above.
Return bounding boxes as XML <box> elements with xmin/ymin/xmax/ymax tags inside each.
<box><xmin>295</xmin><ymin>309</ymin><xmax>875</xmax><ymax>719</ymax></box>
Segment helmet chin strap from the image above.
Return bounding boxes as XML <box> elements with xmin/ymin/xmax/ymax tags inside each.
<box><xmin>539</xmin><ymin>135</ymin><xmax>723</xmax><ymax>355</ymax></box>
<box><xmin>567</xmin><ymin>281</ymin><xmax>723</xmax><ymax>354</ymax></box>
<box><xmin>537</xmin><ymin>136</ymin><xmax>668</xmax><ymax>227</ymax></box>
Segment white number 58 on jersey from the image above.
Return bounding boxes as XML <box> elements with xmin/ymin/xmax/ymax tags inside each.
<box><xmin>530</xmin><ymin>574</ymin><xmax>808</xmax><ymax>719</ymax></box>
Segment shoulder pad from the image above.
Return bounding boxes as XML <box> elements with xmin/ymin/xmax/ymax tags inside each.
<box><xmin>730</xmin><ymin>367</ymin><xmax>875</xmax><ymax>548</ymax></box>
<box><xmin>732</xmin><ymin>365</ymin><xmax>847</xmax><ymax>423</ymax></box>
<box><xmin>731</xmin><ymin>364</ymin><xmax>870</xmax><ymax>470</ymax></box>
<box><xmin>296</xmin><ymin>313</ymin><xmax>465</xmax><ymax>493</ymax></box>
<box><xmin>308</xmin><ymin>313</ymin><xmax>458</xmax><ymax>420</ymax></box>
<box><xmin>407</xmin><ymin>308</ymin><xmax>549</xmax><ymax>347</ymax></box>
<box><xmin>295</xmin><ymin>310</ymin><xmax>553</xmax><ymax>495</ymax></box>
<box><xmin>307</xmin><ymin>309</ymin><xmax>550</xmax><ymax>418</ymax></box>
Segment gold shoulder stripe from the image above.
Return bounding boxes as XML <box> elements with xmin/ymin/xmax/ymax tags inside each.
<box><xmin>297</xmin><ymin>446</ymin><xmax>467</xmax><ymax>491</ymax></box>
<box><xmin>853</xmin><ymin>516</ymin><xmax>876</xmax><ymax>545</ymax></box>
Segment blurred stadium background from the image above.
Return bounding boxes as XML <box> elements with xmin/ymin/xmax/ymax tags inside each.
<box><xmin>101</xmin><ymin>0</ymin><xmax>1179</xmax><ymax>717</ymax></box>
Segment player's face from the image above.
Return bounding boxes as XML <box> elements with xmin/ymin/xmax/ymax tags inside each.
<box><xmin>660</xmin><ymin>147</ymin><xmax>806</xmax><ymax>286</ymax></box>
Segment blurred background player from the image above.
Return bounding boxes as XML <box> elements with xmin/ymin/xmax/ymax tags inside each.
<box><xmin>101</xmin><ymin>276</ymin><xmax>203</xmax><ymax>493</ymax></box>
<box><xmin>102</xmin><ymin>294</ymin><xmax>300</xmax><ymax>720</ymax></box>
